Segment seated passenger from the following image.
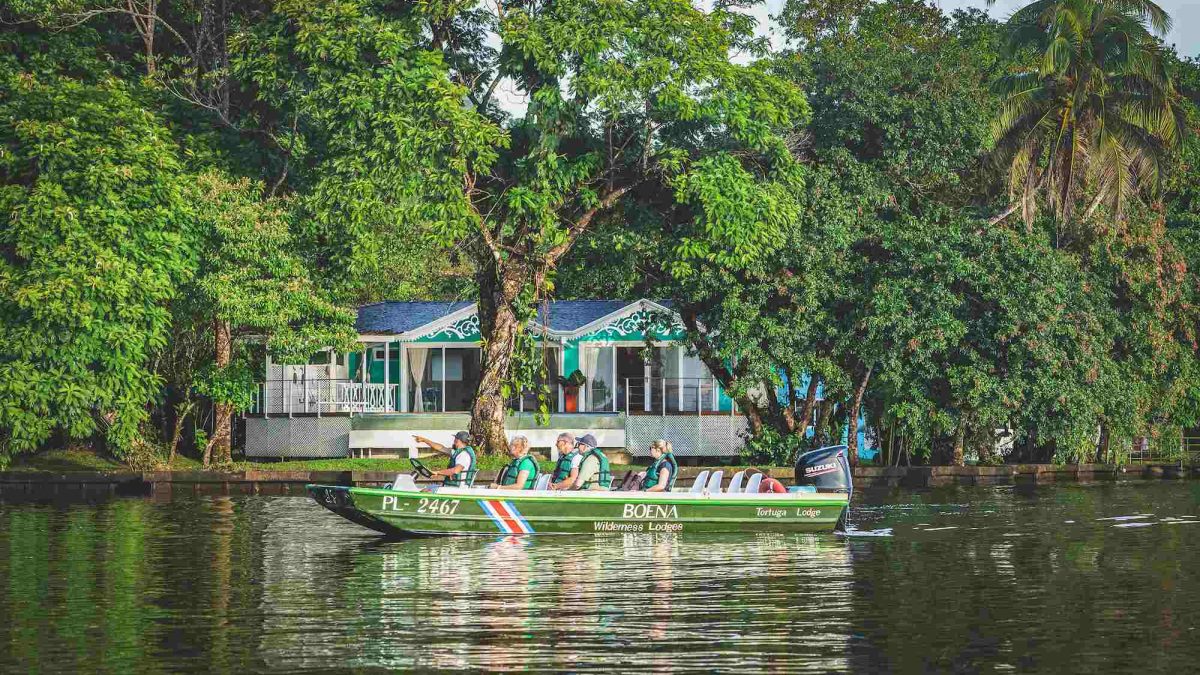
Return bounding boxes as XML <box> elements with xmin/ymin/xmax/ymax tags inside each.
<box><xmin>413</xmin><ymin>431</ymin><xmax>477</xmax><ymax>487</ymax></box>
<box><xmin>549</xmin><ymin>432</ymin><xmax>582</xmax><ymax>490</ymax></box>
<box><xmin>572</xmin><ymin>434</ymin><xmax>612</xmax><ymax>491</ymax></box>
<box><xmin>640</xmin><ymin>439</ymin><xmax>678</xmax><ymax>492</ymax></box>
<box><xmin>489</xmin><ymin>434</ymin><xmax>539</xmax><ymax>490</ymax></box>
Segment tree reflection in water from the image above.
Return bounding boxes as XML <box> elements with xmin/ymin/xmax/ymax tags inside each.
<box><xmin>2</xmin><ymin>484</ymin><xmax>1200</xmax><ymax>672</ymax></box>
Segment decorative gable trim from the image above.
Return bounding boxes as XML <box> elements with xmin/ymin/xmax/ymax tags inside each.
<box><xmin>400</xmin><ymin>303</ymin><xmax>480</xmax><ymax>342</ymax></box>
<box><xmin>565</xmin><ymin>299</ymin><xmax>682</xmax><ymax>340</ymax></box>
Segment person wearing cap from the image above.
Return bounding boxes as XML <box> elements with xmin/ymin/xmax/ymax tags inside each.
<box><xmin>412</xmin><ymin>431</ymin><xmax>478</xmax><ymax>488</ymax></box>
<box><xmin>572</xmin><ymin>434</ymin><xmax>612</xmax><ymax>491</ymax></box>
<box><xmin>549</xmin><ymin>432</ymin><xmax>582</xmax><ymax>490</ymax></box>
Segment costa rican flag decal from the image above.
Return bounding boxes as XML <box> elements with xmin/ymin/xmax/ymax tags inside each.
<box><xmin>479</xmin><ymin>500</ymin><xmax>535</xmax><ymax>534</ymax></box>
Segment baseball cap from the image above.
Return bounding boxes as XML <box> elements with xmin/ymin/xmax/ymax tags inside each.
<box><xmin>576</xmin><ymin>433</ymin><xmax>599</xmax><ymax>448</ymax></box>
<box><xmin>454</xmin><ymin>431</ymin><xmax>472</xmax><ymax>444</ymax></box>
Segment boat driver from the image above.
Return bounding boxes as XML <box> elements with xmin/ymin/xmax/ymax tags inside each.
<box><xmin>640</xmin><ymin>439</ymin><xmax>677</xmax><ymax>492</ymax></box>
<box><xmin>412</xmin><ymin>431</ymin><xmax>477</xmax><ymax>487</ymax></box>
<box><xmin>549</xmin><ymin>432</ymin><xmax>582</xmax><ymax>490</ymax></box>
<box><xmin>572</xmin><ymin>434</ymin><xmax>612</xmax><ymax>490</ymax></box>
<box><xmin>490</xmin><ymin>434</ymin><xmax>539</xmax><ymax>490</ymax></box>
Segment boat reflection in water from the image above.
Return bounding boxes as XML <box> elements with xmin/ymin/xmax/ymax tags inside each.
<box><xmin>258</xmin><ymin>496</ymin><xmax>854</xmax><ymax>672</ymax></box>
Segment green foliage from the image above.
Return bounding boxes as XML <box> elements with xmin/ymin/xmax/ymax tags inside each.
<box><xmin>188</xmin><ymin>172</ymin><xmax>357</xmax><ymax>365</ymax></box>
<box><xmin>558</xmin><ymin>370</ymin><xmax>587</xmax><ymax>388</ymax></box>
<box><xmin>740</xmin><ymin>427</ymin><xmax>807</xmax><ymax>467</ymax></box>
<box><xmin>991</xmin><ymin>0</ymin><xmax>1186</xmax><ymax>227</ymax></box>
<box><xmin>230</xmin><ymin>0</ymin><xmax>502</xmax><ymax>305</ymax></box>
<box><xmin>2</xmin><ymin>0</ymin><xmax>1200</xmax><ymax>467</ymax></box>
<box><xmin>0</xmin><ymin>69</ymin><xmax>192</xmax><ymax>462</ymax></box>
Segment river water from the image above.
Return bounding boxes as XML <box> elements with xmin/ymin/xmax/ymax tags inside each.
<box><xmin>1</xmin><ymin>482</ymin><xmax>1198</xmax><ymax>673</ymax></box>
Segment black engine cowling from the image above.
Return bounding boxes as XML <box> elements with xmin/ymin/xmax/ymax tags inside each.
<box><xmin>794</xmin><ymin>445</ymin><xmax>853</xmax><ymax>498</ymax></box>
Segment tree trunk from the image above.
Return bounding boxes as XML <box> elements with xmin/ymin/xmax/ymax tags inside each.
<box><xmin>762</xmin><ymin>377</ymin><xmax>797</xmax><ymax>434</ymax></box>
<box><xmin>951</xmin><ymin>420</ymin><xmax>965</xmax><ymax>467</ymax></box>
<box><xmin>1096</xmin><ymin>423</ymin><xmax>1111</xmax><ymax>464</ymax></box>
<box><xmin>470</xmin><ymin>266</ymin><xmax>522</xmax><ymax>454</ymax></box>
<box><xmin>209</xmin><ymin>318</ymin><xmax>233</xmax><ymax>466</ymax></box>
<box><xmin>169</xmin><ymin>399</ymin><xmax>194</xmax><ymax>467</ymax></box>
<box><xmin>976</xmin><ymin>427</ymin><xmax>995</xmax><ymax>465</ymax></box>
<box><xmin>130</xmin><ymin>0</ymin><xmax>158</xmax><ymax>75</ymax></box>
<box><xmin>814</xmin><ymin>400</ymin><xmax>836</xmax><ymax>446</ymax></box>
<box><xmin>678</xmin><ymin>307</ymin><xmax>769</xmax><ymax>436</ymax></box>
<box><xmin>845</xmin><ymin>364</ymin><xmax>873</xmax><ymax>465</ymax></box>
<box><xmin>795</xmin><ymin>377</ymin><xmax>820</xmax><ymax>438</ymax></box>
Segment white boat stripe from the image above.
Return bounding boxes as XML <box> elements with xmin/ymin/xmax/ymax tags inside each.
<box><xmin>502</xmin><ymin>501</ymin><xmax>536</xmax><ymax>534</ymax></box>
<box><xmin>490</xmin><ymin>500</ymin><xmax>529</xmax><ymax>534</ymax></box>
<box><xmin>478</xmin><ymin>500</ymin><xmax>513</xmax><ymax>533</ymax></box>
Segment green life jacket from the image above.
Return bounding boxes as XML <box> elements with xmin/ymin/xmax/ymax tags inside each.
<box><xmin>500</xmin><ymin>455</ymin><xmax>539</xmax><ymax>489</ymax></box>
<box><xmin>552</xmin><ymin>451</ymin><xmax>581</xmax><ymax>482</ymax></box>
<box><xmin>641</xmin><ymin>453</ymin><xmax>678</xmax><ymax>491</ymax></box>
<box><xmin>443</xmin><ymin>446</ymin><xmax>478</xmax><ymax>487</ymax></box>
<box><xmin>580</xmin><ymin>448</ymin><xmax>612</xmax><ymax>489</ymax></box>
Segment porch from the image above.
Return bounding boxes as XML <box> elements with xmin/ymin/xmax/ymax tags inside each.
<box><xmin>250</xmin><ymin>339</ymin><xmax>734</xmax><ymax>416</ymax></box>
<box><xmin>246</xmin><ymin>376</ymin><xmax>732</xmax><ymax>416</ymax></box>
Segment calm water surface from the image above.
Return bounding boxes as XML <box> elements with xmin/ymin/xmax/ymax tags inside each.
<box><xmin>1</xmin><ymin>482</ymin><xmax>1198</xmax><ymax>673</ymax></box>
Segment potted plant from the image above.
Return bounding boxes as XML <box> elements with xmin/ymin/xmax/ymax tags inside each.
<box><xmin>558</xmin><ymin>370</ymin><xmax>587</xmax><ymax>412</ymax></box>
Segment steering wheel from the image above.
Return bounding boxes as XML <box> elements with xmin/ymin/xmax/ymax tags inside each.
<box><xmin>409</xmin><ymin>458</ymin><xmax>434</xmax><ymax>479</ymax></box>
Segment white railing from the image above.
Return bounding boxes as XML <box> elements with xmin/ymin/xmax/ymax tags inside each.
<box><xmin>335</xmin><ymin>383</ymin><xmax>396</xmax><ymax>412</ymax></box>
<box><xmin>248</xmin><ymin>379</ymin><xmax>397</xmax><ymax>416</ymax></box>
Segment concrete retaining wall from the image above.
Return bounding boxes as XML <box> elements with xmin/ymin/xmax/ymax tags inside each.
<box><xmin>2</xmin><ymin>463</ymin><xmax>1197</xmax><ymax>499</ymax></box>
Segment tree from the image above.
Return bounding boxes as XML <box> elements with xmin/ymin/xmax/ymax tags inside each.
<box><xmin>184</xmin><ymin>173</ymin><xmax>356</xmax><ymax>466</ymax></box>
<box><xmin>401</xmin><ymin>0</ymin><xmax>807</xmax><ymax>452</ymax></box>
<box><xmin>0</xmin><ymin>70</ymin><xmax>193</xmax><ymax>465</ymax></box>
<box><xmin>990</xmin><ymin>0</ymin><xmax>1186</xmax><ymax>232</ymax></box>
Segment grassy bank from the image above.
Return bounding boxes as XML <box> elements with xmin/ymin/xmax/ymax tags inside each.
<box><xmin>7</xmin><ymin>448</ymin><xmax>649</xmax><ymax>474</ymax></box>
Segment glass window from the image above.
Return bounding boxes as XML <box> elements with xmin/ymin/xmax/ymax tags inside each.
<box><xmin>443</xmin><ymin>348</ymin><xmax>480</xmax><ymax>412</ymax></box>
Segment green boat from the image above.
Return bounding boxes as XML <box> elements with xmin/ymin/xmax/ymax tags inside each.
<box><xmin>308</xmin><ymin>446</ymin><xmax>853</xmax><ymax>537</ymax></box>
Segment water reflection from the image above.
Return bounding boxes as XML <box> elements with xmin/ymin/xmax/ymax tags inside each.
<box><xmin>1</xmin><ymin>484</ymin><xmax>1199</xmax><ymax>672</ymax></box>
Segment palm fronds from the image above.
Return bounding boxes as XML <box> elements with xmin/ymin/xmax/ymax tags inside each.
<box><xmin>988</xmin><ymin>0</ymin><xmax>1185</xmax><ymax>232</ymax></box>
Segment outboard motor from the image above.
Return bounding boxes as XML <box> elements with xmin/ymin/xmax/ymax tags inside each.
<box><xmin>794</xmin><ymin>444</ymin><xmax>853</xmax><ymax>500</ymax></box>
<box><xmin>795</xmin><ymin>445</ymin><xmax>853</xmax><ymax>531</ymax></box>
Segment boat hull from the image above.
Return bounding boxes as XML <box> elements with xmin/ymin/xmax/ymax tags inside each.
<box><xmin>308</xmin><ymin>484</ymin><xmax>848</xmax><ymax>537</ymax></box>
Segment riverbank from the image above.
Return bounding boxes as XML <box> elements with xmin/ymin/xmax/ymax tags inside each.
<box><xmin>2</xmin><ymin>461</ymin><xmax>1197</xmax><ymax>499</ymax></box>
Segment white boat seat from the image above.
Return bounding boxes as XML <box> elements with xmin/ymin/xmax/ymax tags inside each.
<box><xmin>534</xmin><ymin>474</ymin><xmax>552</xmax><ymax>491</ymax></box>
<box><xmin>744</xmin><ymin>473</ymin><xmax>764</xmax><ymax>494</ymax></box>
<box><xmin>391</xmin><ymin>474</ymin><xmax>419</xmax><ymax>492</ymax></box>
<box><xmin>726</xmin><ymin>471</ymin><xmax>746</xmax><ymax>494</ymax></box>
<box><xmin>705</xmin><ymin>470</ymin><xmax>724</xmax><ymax>493</ymax></box>
<box><xmin>689</xmin><ymin>470</ymin><xmax>710</xmax><ymax>493</ymax></box>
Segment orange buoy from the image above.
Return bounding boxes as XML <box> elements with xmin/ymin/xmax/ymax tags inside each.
<box><xmin>759</xmin><ymin>477</ymin><xmax>787</xmax><ymax>493</ymax></box>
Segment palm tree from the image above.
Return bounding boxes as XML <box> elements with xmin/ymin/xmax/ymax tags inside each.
<box><xmin>989</xmin><ymin>0</ymin><xmax>1187</xmax><ymax>231</ymax></box>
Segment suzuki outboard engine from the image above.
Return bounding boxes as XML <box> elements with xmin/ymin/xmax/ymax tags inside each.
<box><xmin>795</xmin><ymin>445</ymin><xmax>853</xmax><ymax>531</ymax></box>
<box><xmin>794</xmin><ymin>445</ymin><xmax>853</xmax><ymax>499</ymax></box>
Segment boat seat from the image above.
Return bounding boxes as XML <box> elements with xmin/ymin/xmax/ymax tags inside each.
<box><xmin>534</xmin><ymin>474</ymin><xmax>552</xmax><ymax>491</ymax></box>
<box><xmin>689</xmin><ymin>470</ymin><xmax>710</xmax><ymax>493</ymax></box>
<box><xmin>744</xmin><ymin>473</ymin><xmax>763</xmax><ymax>494</ymax></box>
<box><xmin>726</xmin><ymin>471</ymin><xmax>746</xmax><ymax>494</ymax></box>
<box><xmin>705</xmin><ymin>470</ymin><xmax>724</xmax><ymax>494</ymax></box>
<box><xmin>391</xmin><ymin>474</ymin><xmax>419</xmax><ymax>492</ymax></box>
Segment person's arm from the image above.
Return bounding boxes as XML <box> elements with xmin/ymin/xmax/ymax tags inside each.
<box><xmin>430</xmin><ymin>458</ymin><xmax>467</xmax><ymax>480</ymax></box>
<box><xmin>514</xmin><ymin>469</ymin><xmax>532</xmax><ymax>490</ymax></box>
<box><xmin>413</xmin><ymin>435</ymin><xmax>447</xmax><ymax>452</ymax></box>
<box><xmin>551</xmin><ymin>462</ymin><xmax>580</xmax><ymax>490</ymax></box>
<box><xmin>572</xmin><ymin>458</ymin><xmax>597</xmax><ymax>490</ymax></box>
<box><xmin>645</xmin><ymin>466</ymin><xmax>670</xmax><ymax>492</ymax></box>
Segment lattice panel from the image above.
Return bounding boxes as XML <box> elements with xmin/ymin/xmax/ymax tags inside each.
<box><xmin>244</xmin><ymin>418</ymin><xmax>350</xmax><ymax>458</ymax></box>
<box><xmin>624</xmin><ymin>415</ymin><xmax>748</xmax><ymax>458</ymax></box>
